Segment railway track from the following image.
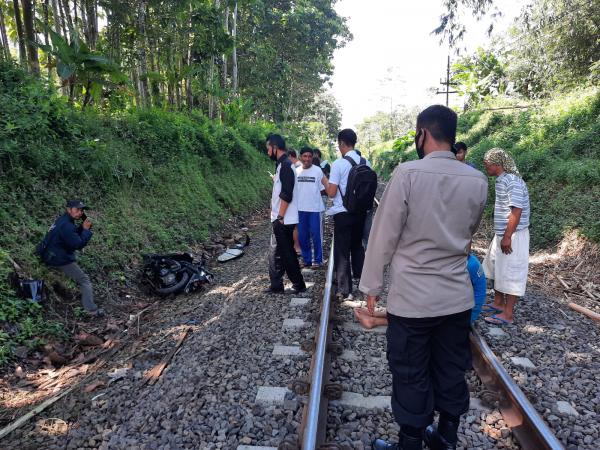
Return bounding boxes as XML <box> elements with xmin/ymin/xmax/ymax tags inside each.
<box><xmin>281</xmin><ymin>211</ymin><xmax>565</xmax><ymax>450</ymax></box>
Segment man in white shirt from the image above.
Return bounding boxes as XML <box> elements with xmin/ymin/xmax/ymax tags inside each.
<box><xmin>265</xmin><ymin>134</ymin><xmax>306</xmax><ymax>294</ymax></box>
<box><xmin>296</xmin><ymin>147</ymin><xmax>329</xmax><ymax>267</ymax></box>
<box><xmin>326</xmin><ymin>129</ymin><xmax>370</xmax><ymax>298</ymax></box>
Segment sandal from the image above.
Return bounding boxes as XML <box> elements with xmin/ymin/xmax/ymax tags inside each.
<box><xmin>484</xmin><ymin>315</ymin><xmax>513</xmax><ymax>326</ymax></box>
<box><xmin>482</xmin><ymin>304</ymin><xmax>503</xmax><ymax>314</ymax></box>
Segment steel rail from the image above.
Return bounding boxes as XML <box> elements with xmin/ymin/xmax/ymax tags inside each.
<box><xmin>301</xmin><ymin>240</ymin><xmax>335</xmax><ymax>450</ymax></box>
<box><xmin>470</xmin><ymin>328</ymin><xmax>565</xmax><ymax>450</ymax></box>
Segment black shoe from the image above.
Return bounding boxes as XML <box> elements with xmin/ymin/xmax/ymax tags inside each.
<box><xmin>85</xmin><ymin>308</ymin><xmax>106</xmax><ymax>318</ymax></box>
<box><xmin>372</xmin><ymin>439</ymin><xmax>398</xmax><ymax>450</ymax></box>
<box><xmin>289</xmin><ymin>285</ymin><xmax>307</xmax><ymax>295</ymax></box>
<box><xmin>263</xmin><ymin>287</ymin><xmax>284</xmax><ymax>295</ymax></box>
<box><xmin>424</xmin><ymin>425</ymin><xmax>456</xmax><ymax>450</ymax></box>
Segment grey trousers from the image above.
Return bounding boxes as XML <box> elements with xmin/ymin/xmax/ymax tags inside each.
<box><xmin>56</xmin><ymin>262</ymin><xmax>97</xmax><ymax>311</ymax></box>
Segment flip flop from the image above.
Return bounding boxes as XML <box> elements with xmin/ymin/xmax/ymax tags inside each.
<box><xmin>482</xmin><ymin>304</ymin><xmax>503</xmax><ymax>314</ymax></box>
<box><xmin>484</xmin><ymin>315</ymin><xmax>513</xmax><ymax>326</ymax></box>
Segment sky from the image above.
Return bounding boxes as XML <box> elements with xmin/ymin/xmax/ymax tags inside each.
<box><xmin>329</xmin><ymin>0</ymin><xmax>525</xmax><ymax>128</ymax></box>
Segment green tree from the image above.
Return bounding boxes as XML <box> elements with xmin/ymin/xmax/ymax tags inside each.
<box><xmin>507</xmin><ymin>0</ymin><xmax>600</xmax><ymax>97</ymax></box>
<box><xmin>37</xmin><ymin>24</ymin><xmax>123</xmax><ymax>106</ymax></box>
<box><xmin>451</xmin><ymin>47</ymin><xmax>507</xmax><ymax>108</ymax></box>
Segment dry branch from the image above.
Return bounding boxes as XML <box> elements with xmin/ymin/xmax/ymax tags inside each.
<box><xmin>143</xmin><ymin>327</ymin><xmax>191</xmax><ymax>386</ymax></box>
<box><xmin>555</xmin><ymin>274</ymin><xmax>570</xmax><ymax>290</ymax></box>
<box><xmin>0</xmin><ymin>383</ymin><xmax>78</xmax><ymax>439</ymax></box>
<box><xmin>568</xmin><ymin>302</ymin><xmax>600</xmax><ymax>322</ymax></box>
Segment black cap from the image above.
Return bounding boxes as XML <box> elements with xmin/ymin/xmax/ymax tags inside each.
<box><xmin>66</xmin><ymin>199</ymin><xmax>88</xmax><ymax>209</ymax></box>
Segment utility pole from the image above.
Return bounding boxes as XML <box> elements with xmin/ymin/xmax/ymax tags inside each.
<box><xmin>436</xmin><ymin>55</ymin><xmax>458</xmax><ymax>106</ymax></box>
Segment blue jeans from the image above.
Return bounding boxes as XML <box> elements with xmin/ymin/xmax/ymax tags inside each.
<box><xmin>298</xmin><ymin>211</ymin><xmax>323</xmax><ymax>265</ymax></box>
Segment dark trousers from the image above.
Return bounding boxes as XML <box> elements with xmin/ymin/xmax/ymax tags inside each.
<box><xmin>333</xmin><ymin>212</ymin><xmax>366</xmax><ymax>296</ymax></box>
<box><xmin>362</xmin><ymin>208</ymin><xmax>374</xmax><ymax>250</ymax></box>
<box><xmin>386</xmin><ymin>309</ymin><xmax>471</xmax><ymax>428</ymax></box>
<box><xmin>56</xmin><ymin>262</ymin><xmax>97</xmax><ymax>311</ymax></box>
<box><xmin>269</xmin><ymin>221</ymin><xmax>305</xmax><ymax>291</ymax></box>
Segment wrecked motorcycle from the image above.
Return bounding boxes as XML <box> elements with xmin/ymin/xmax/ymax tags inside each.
<box><xmin>141</xmin><ymin>253</ymin><xmax>214</xmax><ymax>296</ymax></box>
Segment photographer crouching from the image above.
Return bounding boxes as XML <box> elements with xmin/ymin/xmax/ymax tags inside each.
<box><xmin>37</xmin><ymin>199</ymin><xmax>104</xmax><ymax>317</ymax></box>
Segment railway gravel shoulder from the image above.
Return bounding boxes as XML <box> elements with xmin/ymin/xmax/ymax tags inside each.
<box><xmin>477</xmin><ymin>289</ymin><xmax>599</xmax><ymax>450</ymax></box>
<box><xmin>2</xmin><ymin>214</ymin><xmax>323</xmax><ymax>449</ymax></box>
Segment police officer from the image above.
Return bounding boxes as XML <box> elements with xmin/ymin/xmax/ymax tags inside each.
<box><xmin>361</xmin><ymin>106</ymin><xmax>488</xmax><ymax>450</ymax></box>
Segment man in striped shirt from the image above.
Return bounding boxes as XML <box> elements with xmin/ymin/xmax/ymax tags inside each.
<box><xmin>482</xmin><ymin>148</ymin><xmax>530</xmax><ymax>325</ymax></box>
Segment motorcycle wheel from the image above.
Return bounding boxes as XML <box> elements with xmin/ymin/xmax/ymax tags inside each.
<box><xmin>155</xmin><ymin>271</ymin><xmax>190</xmax><ymax>295</ymax></box>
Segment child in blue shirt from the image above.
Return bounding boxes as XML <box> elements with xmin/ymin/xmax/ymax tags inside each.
<box><xmin>468</xmin><ymin>253</ymin><xmax>487</xmax><ymax>323</ymax></box>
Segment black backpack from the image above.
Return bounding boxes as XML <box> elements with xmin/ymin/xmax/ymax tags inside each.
<box><xmin>341</xmin><ymin>155</ymin><xmax>378</xmax><ymax>214</ymax></box>
<box><xmin>34</xmin><ymin>220</ymin><xmax>58</xmax><ymax>264</ymax></box>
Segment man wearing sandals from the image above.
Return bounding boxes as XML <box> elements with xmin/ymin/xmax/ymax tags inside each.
<box><xmin>482</xmin><ymin>148</ymin><xmax>530</xmax><ymax>326</ymax></box>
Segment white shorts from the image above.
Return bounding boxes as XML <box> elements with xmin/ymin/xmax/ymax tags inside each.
<box><xmin>483</xmin><ymin>228</ymin><xmax>530</xmax><ymax>297</ymax></box>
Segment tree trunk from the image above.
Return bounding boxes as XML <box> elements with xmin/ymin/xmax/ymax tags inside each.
<box><xmin>12</xmin><ymin>0</ymin><xmax>28</xmax><ymax>67</ymax></box>
<box><xmin>136</xmin><ymin>0</ymin><xmax>149</xmax><ymax>107</ymax></box>
<box><xmin>73</xmin><ymin>0</ymin><xmax>78</xmax><ymax>33</ymax></box>
<box><xmin>185</xmin><ymin>61</ymin><xmax>193</xmax><ymax>110</ymax></box>
<box><xmin>167</xmin><ymin>81</ymin><xmax>174</xmax><ymax>108</ymax></box>
<box><xmin>131</xmin><ymin>68</ymin><xmax>140</xmax><ymax>106</ymax></box>
<box><xmin>21</xmin><ymin>0</ymin><xmax>40</xmax><ymax>74</ymax></box>
<box><xmin>184</xmin><ymin>2</ymin><xmax>193</xmax><ymax>110</ymax></box>
<box><xmin>208</xmin><ymin>59</ymin><xmax>214</xmax><ymax>118</ymax></box>
<box><xmin>149</xmin><ymin>38</ymin><xmax>161</xmax><ymax>107</ymax></box>
<box><xmin>176</xmin><ymin>52</ymin><xmax>182</xmax><ymax>110</ymax></box>
<box><xmin>167</xmin><ymin>42</ymin><xmax>175</xmax><ymax>108</ymax></box>
<box><xmin>86</xmin><ymin>0</ymin><xmax>97</xmax><ymax>50</ymax></box>
<box><xmin>222</xmin><ymin>5</ymin><xmax>228</xmax><ymax>90</ymax></box>
<box><xmin>232</xmin><ymin>1</ymin><xmax>238</xmax><ymax>93</ymax></box>
<box><xmin>208</xmin><ymin>0</ymin><xmax>220</xmax><ymax>118</ymax></box>
<box><xmin>79</xmin><ymin>0</ymin><xmax>88</xmax><ymax>42</ymax></box>
<box><xmin>105</xmin><ymin>5</ymin><xmax>120</xmax><ymax>62</ymax></box>
<box><xmin>60</xmin><ymin>0</ymin><xmax>73</xmax><ymax>39</ymax></box>
<box><xmin>43</xmin><ymin>0</ymin><xmax>51</xmax><ymax>78</ymax></box>
<box><xmin>50</xmin><ymin>0</ymin><xmax>62</xmax><ymax>35</ymax></box>
<box><xmin>0</xmin><ymin>3</ymin><xmax>10</xmax><ymax>61</ymax></box>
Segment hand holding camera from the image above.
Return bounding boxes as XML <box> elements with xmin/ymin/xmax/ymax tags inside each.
<box><xmin>81</xmin><ymin>213</ymin><xmax>93</xmax><ymax>230</ymax></box>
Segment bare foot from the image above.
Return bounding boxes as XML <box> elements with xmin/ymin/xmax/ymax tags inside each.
<box><xmin>373</xmin><ymin>309</ymin><xmax>387</xmax><ymax>318</ymax></box>
<box><xmin>354</xmin><ymin>308</ymin><xmax>377</xmax><ymax>329</ymax></box>
<box><xmin>355</xmin><ymin>306</ymin><xmax>387</xmax><ymax>319</ymax></box>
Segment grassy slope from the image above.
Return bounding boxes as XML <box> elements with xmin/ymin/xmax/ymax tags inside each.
<box><xmin>0</xmin><ymin>63</ymin><xmax>274</xmax><ymax>363</ymax></box>
<box><xmin>372</xmin><ymin>89</ymin><xmax>600</xmax><ymax>249</ymax></box>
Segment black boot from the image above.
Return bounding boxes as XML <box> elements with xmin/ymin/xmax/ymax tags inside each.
<box><xmin>372</xmin><ymin>439</ymin><xmax>398</xmax><ymax>450</ymax></box>
<box><xmin>399</xmin><ymin>430</ymin><xmax>423</xmax><ymax>450</ymax></box>
<box><xmin>372</xmin><ymin>431</ymin><xmax>423</xmax><ymax>450</ymax></box>
<box><xmin>423</xmin><ymin>420</ymin><xmax>458</xmax><ymax>450</ymax></box>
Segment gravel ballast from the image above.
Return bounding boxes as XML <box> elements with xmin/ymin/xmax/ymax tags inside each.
<box><xmin>477</xmin><ymin>289</ymin><xmax>599</xmax><ymax>450</ymax></box>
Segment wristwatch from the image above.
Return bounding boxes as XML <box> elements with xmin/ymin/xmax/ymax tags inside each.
<box><xmin>277</xmin><ymin>215</ymin><xmax>284</xmax><ymax>222</ymax></box>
